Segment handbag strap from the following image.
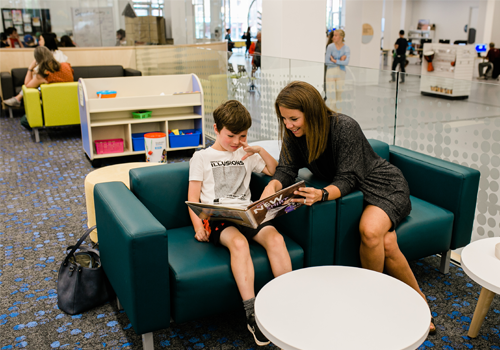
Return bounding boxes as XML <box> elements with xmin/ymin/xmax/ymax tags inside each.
<box><xmin>63</xmin><ymin>225</ymin><xmax>97</xmax><ymax>264</ymax></box>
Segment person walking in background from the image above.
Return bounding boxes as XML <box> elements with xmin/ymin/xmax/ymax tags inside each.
<box><xmin>478</xmin><ymin>43</ymin><xmax>500</xmax><ymax>80</ymax></box>
<box><xmin>251</xmin><ymin>32</ymin><xmax>262</xmax><ymax>76</ymax></box>
<box><xmin>325</xmin><ymin>29</ymin><xmax>350</xmax><ymax>112</ymax></box>
<box><xmin>242</xmin><ymin>27</ymin><xmax>252</xmax><ymax>58</ymax></box>
<box><xmin>390</xmin><ymin>30</ymin><xmax>408</xmax><ymax>83</ymax></box>
<box><xmin>6</xmin><ymin>27</ymin><xmax>24</xmax><ymax>48</ymax></box>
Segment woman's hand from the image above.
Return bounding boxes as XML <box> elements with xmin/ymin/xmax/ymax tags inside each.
<box><xmin>340</xmin><ymin>55</ymin><xmax>347</xmax><ymax>61</ymax></box>
<box><xmin>194</xmin><ymin>227</ymin><xmax>210</xmax><ymax>242</ymax></box>
<box><xmin>292</xmin><ymin>187</ymin><xmax>322</xmax><ymax>206</ymax></box>
<box><xmin>241</xmin><ymin>141</ymin><xmax>260</xmax><ymax>160</ymax></box>
<box><xmin>330</xmin><ymin>55</ymin><xmax>337</xmax><ymax>63</ymax></box>
<box><xmin>28</xmin><ymin>59</ymin><xmax>37</xmax><ymax>70</ymax></box>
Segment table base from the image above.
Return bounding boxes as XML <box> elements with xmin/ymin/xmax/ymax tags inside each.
<box><xmin>468</xmin><ymin>287</ymin><xmax>496</xmax><ymax>338</ymax></box>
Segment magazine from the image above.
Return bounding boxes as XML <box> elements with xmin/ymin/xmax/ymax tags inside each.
<box><xmin>186</xmin><ymin>181</ymin><xmax>306</xmax><ymax>229</ymax></box>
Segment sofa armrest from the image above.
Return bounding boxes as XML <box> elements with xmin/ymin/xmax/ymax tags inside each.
<box><xmin>124</xmin><ymin>68</ymin><xmax>142</xmax><ymax>76</ymax></box>
<box><xmin>40</xmin><ymin>82</ymin><xmax>80</xmax><ymax>126</ymax></box>
<box><xmin>22</xmin><ymin>86</ymin><xmax>43</xmax><ymax>128</ymax></box>
<box><xmin>94</xmin><ymin>181</ymin><xmax>170</xmax><ymax>335</ymax></box>
<box><xmin>1</xmin><ymin>71</ymin><xmax>14</xmax><ymax>100</ymax></box>
<box><xmin>389</xmin><ymin>145</ymin><xmax>480</xmax><ymax>249</ymax></box>
<box><xmin>250</xmin><ymin>172</ymin><xmax>336</xmax><ymax>267</ymax></box>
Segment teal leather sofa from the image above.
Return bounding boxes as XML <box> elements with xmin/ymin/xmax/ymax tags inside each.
<box><xmin>298</xmin><ymin>139</ymin><xmax>480</xmax><ymax>273</ymax></box>
<box><xmin>93</xmin><ymin>162</ymin><xmax>336</xmax><ymax>349</ymax></box>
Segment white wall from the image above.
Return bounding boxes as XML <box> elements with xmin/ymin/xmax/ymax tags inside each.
<box><xmin>407</xmin><ymin>0</ymin><xmax>487</xmax><ymax>44</ymax></box>
<box><xmin>261</xmin><ymin>0</ymin><xmax>326</xmax><ymax>63</ymax></box>
<box><xmin>345</xmin><ymin>0</ymin><xmax>384</xmax><ymax>69</ymax></box>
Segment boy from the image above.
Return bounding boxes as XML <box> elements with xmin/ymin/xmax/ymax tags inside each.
<box><xmin>188</xmin><ymin>100</ymin><xmax>292</xmax><ymax>346</ymax></box>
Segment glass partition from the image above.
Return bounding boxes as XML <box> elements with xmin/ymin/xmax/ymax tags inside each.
<box><xmin>396</xmin><ymin>72</ymin><xmax>500</xmax><ymax>244</ymax></box>
<box><xmin>133</xmin><ymin>46</ymin><xmax>500</xmax><ymax>247</ymax></box>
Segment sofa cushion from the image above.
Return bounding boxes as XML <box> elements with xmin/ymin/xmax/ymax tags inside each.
<box><xmin>73</xmin><ymin>65</ymin><xmax>124</xmax><ymax>80</ymax></box>
<box><xmin>12</xmin><ymin>68</ymin><xmax>28</xmax><ymax>89</ymax></box>
<box><xmin>397</xmin><ymin>196</ymin><xmax>454</xmax><ymax>261</ymax></box>
<box><xmin>168</xmin><ymin>226</ymin><xmax>304</xmax><ymax>323</ymax></box>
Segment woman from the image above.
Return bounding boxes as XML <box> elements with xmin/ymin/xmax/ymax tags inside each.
<box><xmin>3</xmin><ymin>46</ymin><xmax>73</xmax><ymax>107</ymax></box>
<box><xmin>60</xmin><ymin>35</ymin><xmax>76</xmax><ymax>47</ymax></box>
<box><xmin>325</xmin><ymin>29</ymin><xmax>349</xmax><ymax>112</ymax></box>
<box><xmin>39</xmin><ymin>33</ymin><xmax>68</xmax><ymax>63</ymax></box>
<box><xmin>261</xmin><ymin>81</ymin><xmax>436</xmax><ymax>335</ymax></box>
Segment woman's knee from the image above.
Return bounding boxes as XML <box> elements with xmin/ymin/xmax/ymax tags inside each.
<box><xmin>359</xmin><ymin>225</ymin><xmax>385</xmax><ymax>248</ymax></box>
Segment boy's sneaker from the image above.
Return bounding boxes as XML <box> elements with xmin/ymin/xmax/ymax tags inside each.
<box><xmin>247</xmin><ymin>313</ymin><xmax>270</xmax><ymax>346</ymax></box>
<box><xmin>3</xmin><ymin>97</ymin><xmax>21</xmax><ymax>107</ymax></box>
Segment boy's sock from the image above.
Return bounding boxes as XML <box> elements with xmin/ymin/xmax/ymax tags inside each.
<box><xmin>243</xmin><ymin>297</ymin><xmax>255</xmax><ymax>318</ymax></box>
<box><xmin>243</xmin><ymin>298</ymin><xmax>270</xmax><ymax>346</ymax></box>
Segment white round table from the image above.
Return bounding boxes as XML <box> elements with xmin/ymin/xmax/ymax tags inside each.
<box><xmin>461</xmin><ymin>237</ymin><xmax>500</xmax><ymax>338</ymax></box>
<box><xmin>255</xmin><ymin>266</ymin><xmax>430</xmax><ymax>350</ymax></box>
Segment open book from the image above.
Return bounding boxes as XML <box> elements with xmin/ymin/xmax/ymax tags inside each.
<box><xmin>186</xmin><ymin>181</ymin><xmax>306</xmax><ymax>229</ymax></box>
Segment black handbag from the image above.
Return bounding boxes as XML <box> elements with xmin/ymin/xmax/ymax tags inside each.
<box><xmin>57</xmin><ymin>225</ymin><xmax>115</xmax><ymax>315</ymax></box>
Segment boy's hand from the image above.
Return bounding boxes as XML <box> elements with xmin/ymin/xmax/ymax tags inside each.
<box><xmin>241</xmin><ymin>142</ymin><xmax>261</xmax><ymax>160</ymax></box>
<box><xmin>194</xmin><ymin>227</ymin><xmax>210</xmax><ymax>242</ymax></box>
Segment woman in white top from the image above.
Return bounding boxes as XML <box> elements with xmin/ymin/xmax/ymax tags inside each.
<box><xmin>324</xmin><ymin>29</ymin><xmax>350</xmax><ymax>113</ymax></box>
<box><xmin>3</xmin><ymin>33</ymin><xmax>69</xmax><ymax>107</ymax></box>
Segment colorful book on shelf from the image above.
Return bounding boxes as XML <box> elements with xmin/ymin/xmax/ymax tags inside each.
<box><xmin>186</xmin><ymin>181</ymin><xmax>305</xmax><ymax>229</ymax></box>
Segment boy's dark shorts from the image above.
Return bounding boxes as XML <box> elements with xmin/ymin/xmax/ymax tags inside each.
<box><xmin>204</xmin><ymin>219</ymin><xmax>273</xmax><ymax>246</ymax></box>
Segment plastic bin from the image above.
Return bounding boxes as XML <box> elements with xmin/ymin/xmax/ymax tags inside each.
<box><xmin>131</xmin><ymin>132</ymin><xmax>152</xmax><ymax>151</ymax></box>
<box><xmin>96</xmin><ymin>90</ymin><xmax>117</xmax><ymax>99</ymax></box>
<box><xmin>95</xmin><ymin>138</ymin><xmax>124</xmax><ymax>154</ymax></box>
<box><xmin>169</xmin><ymin>129</ymin><xmax>202</xmax><ymax>148</ymax></box>
<box><xmin>132</xmin><ymin>110</ymin><xmax>152</xmax><ymax>119</ymax></box>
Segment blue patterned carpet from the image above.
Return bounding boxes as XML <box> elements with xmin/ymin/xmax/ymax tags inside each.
<box><xmin>1</xmin><ymin>115</ymin><xmax>500</xmax><ymax>349</ymax></box>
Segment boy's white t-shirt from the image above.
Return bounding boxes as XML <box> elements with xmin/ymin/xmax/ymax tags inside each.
<box><xmin>189</xmin><ymin>147</ymin><xmax>266</xmax><ymax>206</ymax></box>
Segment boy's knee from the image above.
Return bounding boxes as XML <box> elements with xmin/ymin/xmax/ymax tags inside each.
<box><xmin>230</xmin><ymin>235</ymin><xmax>250</xmax><ymax>252</ymax></box>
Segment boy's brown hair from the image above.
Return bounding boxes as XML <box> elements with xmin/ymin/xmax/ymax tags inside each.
<box><xmin>213</xmin><ymin>100</ymin><xmax>252</xmax><ymax>134</ymax></box>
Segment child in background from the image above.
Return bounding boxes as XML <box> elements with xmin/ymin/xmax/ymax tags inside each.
<box><xmin>188</xmin><ymin>100</ymin><xmax>292</xmax><ymax>347</ymax></box>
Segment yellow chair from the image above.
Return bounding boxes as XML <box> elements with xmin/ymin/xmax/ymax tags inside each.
<box><xmin>22</xmin><ymin>82</ymin><xmax>80</xmax><ymax>142</ymax></box>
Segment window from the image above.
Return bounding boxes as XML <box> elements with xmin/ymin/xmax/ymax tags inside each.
<box><xmin>132</xmin><ymin>0</ymin><xmax>164</xmax><ymax>17</ymax></box>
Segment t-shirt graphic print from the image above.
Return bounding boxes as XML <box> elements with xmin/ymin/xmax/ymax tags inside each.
<box><xmin>211</xmin><ymin>159</ymin><xmax>247</xmax><ymax>202</ymax></box>
<box><xmin>189</xmin><ymin>147</ymin><xmax>266</xmax><ymax>206</ymax></box>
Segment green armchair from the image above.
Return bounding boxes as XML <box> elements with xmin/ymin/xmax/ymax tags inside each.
<box><xmin>298</xmin><ymin>139</ymin><xmax>480</xmax><ymax>273</ymax></box>
<box><xmin>93</xmin><ymin>162</ymin><xmax>336</xmax><ymax>349</ymax></box>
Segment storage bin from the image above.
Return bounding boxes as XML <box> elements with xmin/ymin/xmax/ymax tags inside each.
<box><xmin>169</xmin><ymin>129</ymin><xmax>202</xmax><ymax>148</ymax></box>
<box><xmin>131</xmin><ymin>132</ymin><xmax>152</xmax><ymax>151</ymax></box>
<box><xmin>96</xmin><ymin>90</ymin><xmax>117</xmax><ymax>99</ymax></box>
<box><xmin>132</xmin><ymin>110</ymin><xmax>152</xmax><ymax>119</ymax></box>
<box><xmin>95</xmin><ymin>138</ymin><xmax>124</xmax><ymax>154</ymax></box>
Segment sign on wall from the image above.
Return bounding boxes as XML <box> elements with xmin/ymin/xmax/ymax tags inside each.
<box><xmin>362</xmin><ymin>23</ymin><xmax>373</xmax><ymax>44</ymax></box>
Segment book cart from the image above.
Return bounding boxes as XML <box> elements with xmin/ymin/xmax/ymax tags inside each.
<box><xmin>419</xmin><ymin>43</ymin><xmax>475</xmax><ymax>100</ymax></box>
<box><xmin>78</xmin><ymin>74</ymin><xmax>204</xmax><ymax>165</ymax></box>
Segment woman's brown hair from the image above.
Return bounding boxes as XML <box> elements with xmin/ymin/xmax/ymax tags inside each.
<box><xmin>34</xmin><ymin>46</ymin><xmax>60</xmax><ymax>79</ymax></box>
<box><xmin>275</xmin><ymin>81</ymin><xmax>336</xmax><ymax>164</ymax></box>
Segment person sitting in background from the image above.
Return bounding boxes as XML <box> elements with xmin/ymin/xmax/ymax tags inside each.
<box><xmin>39</xmin><ymin>33</ymin><xmax>68</xmax><ymax>63</ymax></box>
<box><xmin>6</xmin><ymin>27</ymin><xmax>24</xmax><ymax>48</ymax></box>
<box><xmin>23</xmin><ymin>34</ymin><xmax>37</xmax><ymax>47</ymax></box>
<box><xmin>478</xmin><ymin>43</ymin><xmax>500</xmax><ymax>80</ymax></box>
<box><xmin>116</xmin><ymin>29</ymin><xmax>126</xmax><ymax>46</ymax></box>
<box><xmin>3</xmin><ymin>46</ymin><xmax>73</xmax><ymax>107</ymax></box>
<box><xmin>0</xmin><ymin>32</ymin><xmax>9</xmax><ymax>48</ymax></box>
<box><xmin>59</xmin><ymin>35</ymin><xmax>76</xmax><ymax>47</ymax></box>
